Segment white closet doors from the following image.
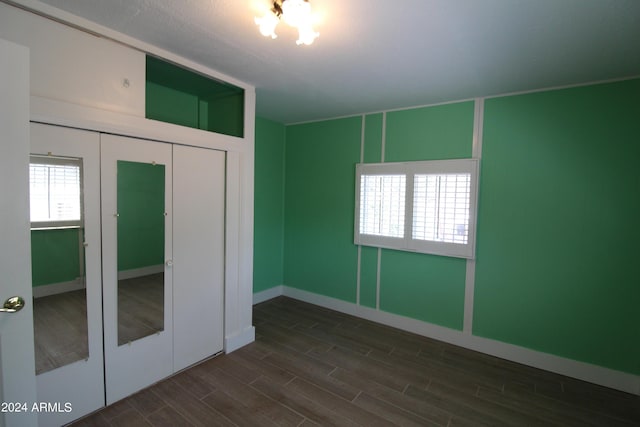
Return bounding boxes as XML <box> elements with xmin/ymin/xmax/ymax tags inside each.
<box><xmin>101</xmin><ymin>135</ymin><xmax>225</xmax><ymax>404</ymax></box>
<box><xmin>173</xmin><ymin>145</ymin><xmax>225</xmax><ymax>371</ymax></box>
<box><xmin>101</xmin><ymin>135</ymin><xmax>174</xmax><ymax>404</ymax></box>
<box><xmin>31</xmin><ymin>123</ymin><xmax>104</xmax><ymax>427</ymax></box>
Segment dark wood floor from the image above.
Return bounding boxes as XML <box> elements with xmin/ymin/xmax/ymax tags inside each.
<box><xmin>118</xmin><ymin>273</ymin><xmax>164</xmax><ymax>345</ymax></box>
<box><xmin>34</xmin><ymin>274</ymin><xmax>164</xmax><ymax>374</ymax></box>
<box><xmin>71</xmin><ymin>296</ymin><xmax>639</xmax><ymax>426</ymax></box>
<box><xmin>34</xmin><ymin>289</ymin><xmax>88</xmax><ymax>375</ymax></box>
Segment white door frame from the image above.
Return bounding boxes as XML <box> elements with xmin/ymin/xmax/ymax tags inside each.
<box><xmin>0</xmin><ymin>38</ymin><xmax>38</xmax><ymax>427</ymax></box>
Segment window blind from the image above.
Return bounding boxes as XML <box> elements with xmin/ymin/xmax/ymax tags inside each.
<box><xmin>359</xmin><ymin>174</ymin><xmax>405</xmax><ymax>238</ymax></box>
<box><xmin>29</xmin><ymin>162</ymin><xmax>81</xmax><ymax>223</ymax></box>
<box><xmin>412</xmin><ymin>174</ymin><xmax>471</xmax><ymax>244</ymax></box>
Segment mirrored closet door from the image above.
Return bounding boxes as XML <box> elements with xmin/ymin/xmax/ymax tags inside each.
<box><xmin>100</xmin><ymin>135</ymin><xmax>225</xmax><ymax>404</ymax></box>
<box><xmin>30</xmin><ymin>123</ymin><xmax>104</xmax><ymax>427</ymax></box>
<box><xmin>101</xmin><ymin>134</ymin><xmax>174</xmax><ymax>405</ymax></box>
<box><xmin>29</xmin><ymin>126</ymin><xmax>225</xmax><ymax>419</ymax></box>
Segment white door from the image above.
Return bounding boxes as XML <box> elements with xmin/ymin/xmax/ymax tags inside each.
<box><xmin>173</xmin><ymin>145</ymin><xmax>225</xmax><ymax>371</ymax></box>
<box><xmin>101</xmin><ymin>134</ymin><xmax>173</xmax><ymax>404</ymax></box>
<box><xmin>30</xmin><ymin>123</ymin><xmax>105</xmax><ymax>426</ymax></box>
<box><xmin>0</xmin><ymin>38</ymin><xmax>38</xmax><ymax>427</ymax></box>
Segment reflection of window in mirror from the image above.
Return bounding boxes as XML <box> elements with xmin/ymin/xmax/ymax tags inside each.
<box><xmin>29</xmin><ymin>155</ymin><xmax>89</xmax><ymax>375</ymax></box>
<box><xmin>30</xmin><ymin>156</ymin><xmax>82</xmax><ymax>228</ymax></box>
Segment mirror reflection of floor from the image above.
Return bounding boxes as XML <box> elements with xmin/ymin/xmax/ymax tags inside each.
<box><xmin>33</xmin><ymin>273</ymin><xmax>164</xmax><ymax>375</ymax></box>
<box><xmin>33</xmin><ymin>289</ymin><xmax>88</xmax><ymax>375</ymax></box>
<box><xmin>118</xmin><ymin>273</ymin><xmax>164</xmax><ymax>345</ymax></box>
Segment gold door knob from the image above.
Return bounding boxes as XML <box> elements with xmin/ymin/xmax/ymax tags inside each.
<box><xmin>0</xmin><ymin>296</ymin><xmax>25</xmax><ymax>313</ymax></box>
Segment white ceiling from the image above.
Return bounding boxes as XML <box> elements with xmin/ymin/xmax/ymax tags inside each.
<box><xmin>31</xmin><ymin>0</ymin><xmax>640</xmax><ymax>124</ymax></box>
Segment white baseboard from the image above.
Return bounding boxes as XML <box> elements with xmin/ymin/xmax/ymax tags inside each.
<box><xmin>265</xmin><ymin>286</ymin><xmax>640</xmax><ymax>396</ymax></box>
<box><xmin>33</xmin><ymin>279</ymin><xmax>84</xmax><ymax>298</ymax></box>
<box><xmin>225</xmin><ymin>326</ymin><xmax>256</xmax><ymax>353</ymax></box>
<box><xmin>253</xmin><ymin>285</ymin><xmax>284</xmax><ymax>305</ymax></box>
<box><xmin>118</xmin><ymin>264</ymin><xmax>164</xmax><ymax>280</ymax></box>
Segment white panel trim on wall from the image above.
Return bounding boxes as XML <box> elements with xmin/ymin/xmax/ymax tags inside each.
<box><xmin>279</xmin><ymin>286</ymin><xmax>640</xmax><ymax>396</ymax></box>
<box><xmin>356</xmin><ymin>114</ymin><xmax>366</xmax><ymax>306</ymax></box>
<box><xmin>463</xmin><ymin>260</ymin><xmax>476</xmax><ymax>334</ymax></box>
<box><xmin>464</xmin><ymin>98</ymin><xmax>485</xmax><ymax>334</ymax></box>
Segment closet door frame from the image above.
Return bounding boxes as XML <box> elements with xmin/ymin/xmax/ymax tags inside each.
<box><xmin>101</xmin><ymin>134</ymin><xmax>174</xmax><ymax>405</ymax></box>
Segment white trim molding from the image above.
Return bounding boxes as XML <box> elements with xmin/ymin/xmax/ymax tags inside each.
<box><xmin>117</xmin><ymin>265</ymin><xmax>164</xmax><ymax>281</ymax></box>
<box><xmin>225</xmin><ymin>326</ymin><xmax>256</xmax><ymax>353</ymax></box>
<box><xmin>32</xmin><ymin>278</ymin><xmax>84</xmax><ymax>298</ymax></box>
<box><xmin>253</xmin><ymin>285</ymin><xmax>284</xmax><ymax>305</ymax></box>
<box><xmin>463</xmin><ymin>97</ymin><xmax>484</xmax><ymax>334</ymax></box>
<box><xmin>263</xmin><ymin>286</ymin><xmax>640</xmax><ymax>396</ymax></box>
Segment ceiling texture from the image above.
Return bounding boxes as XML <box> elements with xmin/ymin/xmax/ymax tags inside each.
<box><xmin>28</xmin><ymin>0</ymin><xmax>640</xmax><ymax>124</ymax></box>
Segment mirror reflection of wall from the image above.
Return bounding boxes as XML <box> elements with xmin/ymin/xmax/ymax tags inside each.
<box><xmin>29</xmin><ymin>155</ymin><xmax>89</xmax><ymax>375</ymax></box>
<box><xmin>116</xmin><ymin>160</ymin><xmax>165</xmax><ymax>346</ymax></box>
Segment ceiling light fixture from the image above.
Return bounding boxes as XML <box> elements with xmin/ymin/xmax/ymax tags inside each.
<box><xmin>255</xmin><ymin>0</ymin><xmax>319</xmax><ymax>46</ymax></box>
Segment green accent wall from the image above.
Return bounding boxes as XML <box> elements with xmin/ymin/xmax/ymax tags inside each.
<box><xmin>146</xmin><ymin>56</ymin><xmax>244</xmax><ymax>138</ymax></box>
<box><xmin>363</xmin><ymin>113</ymin><xmax>383</xmax><ymax>163</ymax></box>
<box><xmin>385</xmin><ymin>102</ymin><xmax>474</xmax><ymax>161</ymax></box>
<box><xmin>31</xmin><ymin>228</ymin><xmax>81</xmax><ymax>286</ymax></box>
<box><xmin>254</xmin><ymin>117</ymin><xmax>286</xmax><ymax>293</ymax></box>
<box><xmin>474</xmin><ymin>79</ymin><xmax>640</xmax><ymax>375</ymax></box>
<box><xmin>146</xmin><ymin>82</ymin><xmax>199</xmax><ymax>129</ymax></box>
<box><xmin>359</xmin><ymin>246</ymin><xmax>378</xmax><ymax>309</ymax></box>
<box><xmin>380</xmin><ymin>101</ymin><xmax>474</xmax><ymax>329</ymax></box>
<box><xmin>117</xmin><ymin>160</ymin><xmax>165</xmax><ymax>272</ymax></box>
<box><xmin>253</xmin><ymin>78</ymin><xmax>640</xmax><ymax>376</ymax></box>
<box><xmin>380</xmin><ymin>250</ymin><xmax>466</xmax><ymax>329</ymax></box>
<box><xmin>283</xmin><ymin>117</ymin><xmax>361</xmax><ymax>302</ymax></box>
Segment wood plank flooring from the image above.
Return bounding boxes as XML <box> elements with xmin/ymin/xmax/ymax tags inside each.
<box><xmin>118</xmin><ymin>273</ymin><xmax>164</xmax><ymax>345</ymax></box>
<box><xmin>34</xmin><ymin>274</ymin><xmax>164</xmax><ymax>374</ymax></box>
<box><xmin>71</xmin><ymin>296</ymin><xmax>639</xmax><ymax>426</ymax></box>
<box><xmin>34</xmin><ymin>289</ymin><xmax>88</xmax><ymax>375</ymax></box>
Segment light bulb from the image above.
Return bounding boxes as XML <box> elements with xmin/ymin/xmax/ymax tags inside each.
<box><xmin>255</xmin><ymin>13</ymin><xmax>279</xmax><ymax>39</ymax></box>
<box><xmin>296</xmin><ymin>24</ymin><xmax>319</xmax><ymax>45</ymax></box>
<box><xmin>282</xmin><ymin>0</ymin><xmax>311</xmax><ymax>28</ymax></box>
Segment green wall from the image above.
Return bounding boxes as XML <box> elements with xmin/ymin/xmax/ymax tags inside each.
<box><xmin>254</xmin><ymin>117</ymin><xmax>285</xmax><ymax>293</ymax></box>
<box><xmin>474</xmin><ymin>79</ymin><xmax>640</xmax><ymax>375</ymax></box>
<box><xmin>253</xmin><ymin>78</ymin><xmax>640</xmax><ymax>376</ymax></box>
<box><xmin>146</xmin><ymin>56</ymin><xmax>244</xmax><ymax>138</ymax></box>
<box><xmin>117</xmin><ymin>160</ymin><xmax>165</xmax><ymax>272</ymax></box>
<box><xmin>283</xmin><ymin>117</ymin><xmax>361</xmax><ymax>302</ymax></box>
<box><xmin>31</xmin><ymin>228</ymin><xmax>81</xmax><ymax>286</ymax></box>
<box><xmin>379</xmin><ymin>102</ymin><xmax>474</xmax><ymax>329</ymax></box>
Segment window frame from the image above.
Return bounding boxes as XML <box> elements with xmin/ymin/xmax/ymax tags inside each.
<box><xmin>354</xmin><ymin>159</ymin><xmax>479</xmax><ymax>259</ymax></box>
<box><xmin>29</xmin><ymin>155</ymin><xmax>84</xmax><ymax>230</ymax></box>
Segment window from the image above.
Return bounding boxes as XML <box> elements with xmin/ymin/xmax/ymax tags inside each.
<box><xmin>355</xmin><ymin>159</ymin><xmax>478</xmax><ymax>258</ymax></box>
<box><xmin>29</xmin><ymin>155</ymin><xmax>83</xmax><ymax>229</ymax></box>
<box><xmin>359</xmin><ymin>174</ymin><xmax>406</xmax><ymax>238</ymax></box>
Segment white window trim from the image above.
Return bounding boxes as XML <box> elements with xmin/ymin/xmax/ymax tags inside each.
<box><xmin>29</xmin><ymin>155</ymin><xmax>84</xmax><ymax>229</ymax></box>
<box><xmin>354</xmin><ymin>159</ymin><xmax>479</xmax><ymax>259</ymax></box>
